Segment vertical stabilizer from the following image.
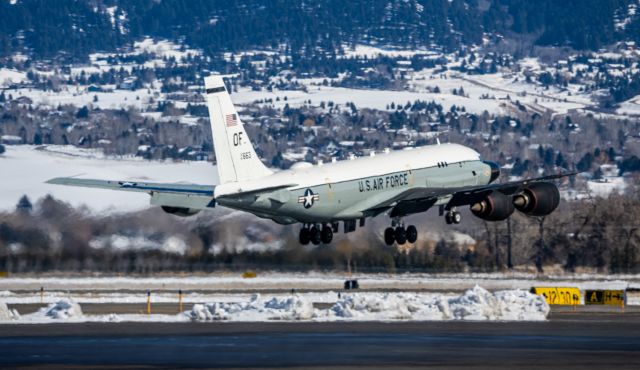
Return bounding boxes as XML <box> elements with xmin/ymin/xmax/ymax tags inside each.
<box><xmin>205</xmin><ymin>75</ymin><xmax>273</xmax><ymax>184</ymax></box>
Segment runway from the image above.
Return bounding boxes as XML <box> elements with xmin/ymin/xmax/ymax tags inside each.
<box><xmin>1</xmin><ymin>309</ymin><xmax>639</xmax><ymax>369</ymax></box>
<box><xmin>2</xmin><ymin>274</ymin><xmax>639</xmax><ymax>369</ymax></box>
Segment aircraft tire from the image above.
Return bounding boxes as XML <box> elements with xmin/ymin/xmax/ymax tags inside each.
<box><xmin>395</xmin><ymin>227</ymin><xmax>407</xmax><ymax>245</ymax></box>
<box><xmin>299</xmin><ymin>228</ymin><xmax>311</xmax><ymax>245</ymax></box>
<box><xmin>384</xmin><ymin>227</ymin><xmax>395</xmax><ymax>245</ymax></box>
<box><xmin>453</xmin><ymin>212</ymin><xmax>462</xmax><ymax>224</ymax></box>
<box><xmin>406</xmin><ymin>225</ymin><xmax>418</xmax><ymax>243</ymax></box>
<box><xmin>321</xmin><ymin>225</ymin><xmax>333</xmax><ymax>244</ymax></box>
<box><xmin>310</xmin><ymin>226</ymin><xmax>322</xmax><ymax>245</ymax></box>
<box><xmin>445</xmin><ymin>213</ymin><xmax>453</xmax><ymax>224</ymax></box>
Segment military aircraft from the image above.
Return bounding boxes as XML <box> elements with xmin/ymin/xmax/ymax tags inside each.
<box><xmin>48</xmin><ymin>75</ymin><xmax>573</xmax><ymax>246</ymax></box>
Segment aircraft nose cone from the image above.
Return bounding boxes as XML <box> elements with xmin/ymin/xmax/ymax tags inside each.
<box><xmin>483</xmin><ymin>161</ymin><xmax>500</xmax><ymax>183</ymax></box>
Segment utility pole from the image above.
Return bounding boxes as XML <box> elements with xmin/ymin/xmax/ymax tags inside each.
<box><xmin>507</xmin><ymin>217</ymin><xmax>513</xmax><ymax>269</ymax></box>
<box><xmin>535</xmin><ymin>217</ymin><xmax>546</xmax><ymax>273</ymax></box>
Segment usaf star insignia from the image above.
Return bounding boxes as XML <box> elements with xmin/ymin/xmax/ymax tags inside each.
<box><xmin>298</xmin><ymin>188</ymin><xmax>319</xmax><ymax>209</ymax></box>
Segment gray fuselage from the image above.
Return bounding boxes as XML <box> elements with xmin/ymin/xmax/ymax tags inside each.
<box><xmin>217</xmin><ymin>150</ymin><xmax>493</xmax><ymax>224</ymax></box>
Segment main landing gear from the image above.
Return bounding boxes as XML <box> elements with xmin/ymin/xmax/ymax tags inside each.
<box><xmin>299</xmin><ymin>224</ymin><xmax>333</xmax><ymax>245</ymax></box>
<box><xmin>384</xmin><ymin>219</ymin><xmax>418</xmax><ymax>246</ymax></box>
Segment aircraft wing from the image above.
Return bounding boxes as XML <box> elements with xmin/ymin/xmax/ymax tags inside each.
<box><xmin>366</xmin><ymin>172</ymin><xmax>576</xmax><ymax>218</ymax></box>
<box><xmin>46</xmin><ymin>177</ymin><xmax>215</xmax><ymax>197</ymax></box>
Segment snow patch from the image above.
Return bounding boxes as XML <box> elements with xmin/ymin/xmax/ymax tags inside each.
<box><xmin>187</xmin><ymin>287</ymin><xmax>548</xmax><ymax>322</ymax></box>
<box><xmin>0</xmin><ymin>301</ymin><xmax>20</xmax><ymax>321</ymax></box>
<box><xmin>89</xmin><ymin>234</ymin><xmax>188</xmax><ymax>255</ymax></box>
<box><xmin>0</xmin><ymin>68</ymin><xmax>27</xmax><ymax>86</ymax></box>
<box><xmin>188</xmin><ymin>293</ymin><xmax>313</xmax><ymax>321</ymax></box>
<box><xmin>328</xmin><ymin>286</ymin><xmax>548</xmax><ymax>321</ymax></box>
<box><xmin>587</xmin><ymin>177</ymin><xmax>627</xmax><ymax>197</ymax></box>
<box><xmin>42</xmin><ymin>299</ymin><xmax>83</xmax><ymax>319</ymax></box>
<box><xmin>133</xmin><ymin>38</ymin><xmax>201</xmax><ymax>62</ymax></box>
<box><xmin>329</xmin><ymin>293</ymin><xmax>417</xmax><ymax>319</ymax></box>
<box><xmin>341</xmin><ymin>44</ymin><xmax>439</xmax><ymax>59</ymax></box>
<box><xmin>264</xmin><ymin>295</ymin><xmax>314</xmax><ymax>320</ymax></box>
<box><xmin>448</xmin><ymin>286</ymin><xmax>549</xmax><ymax>320</ymax></box>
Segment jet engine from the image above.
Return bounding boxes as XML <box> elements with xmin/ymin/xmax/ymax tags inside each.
<box><xmin>513</xmin><ymin>182</ymin><xmax>560</xmax><ymax>216</ymax></box>
<box><xmin>161</xmin><ymin>206</ymin><xmax>201</xmax><ymax>217</ymax></box>
<box><xmin>470</xmin><ymin>191</ymin><xmax>515</xmax><ymax>221</ymax></box>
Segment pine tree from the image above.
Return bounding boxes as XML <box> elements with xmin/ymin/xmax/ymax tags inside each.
<box><xmin>16</xmin><ymin>195</ymin><xmax>33</xmax><ymax>214</ymax></box>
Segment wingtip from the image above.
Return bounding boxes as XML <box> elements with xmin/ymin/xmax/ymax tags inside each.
<box><xmin>45</xmin><ymin>177</ymin><xmax>66</xmax><ymax>185</ymax></box>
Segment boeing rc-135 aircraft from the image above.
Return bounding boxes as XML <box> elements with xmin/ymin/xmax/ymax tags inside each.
<box><xmin>48</xmin><ymin>76</ymin><xmax>573</xmax><ymax>245</ymax></box>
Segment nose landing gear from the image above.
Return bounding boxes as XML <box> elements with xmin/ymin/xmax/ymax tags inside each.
<box><xmin>445</xmin><ymin>209</ymin><xmax>462</xmax><ymax>225</ymax></box>
<box><xmin>384</xmin><ymin>219</ymin><xmax>418</xmax><ymax>246</ymax></box>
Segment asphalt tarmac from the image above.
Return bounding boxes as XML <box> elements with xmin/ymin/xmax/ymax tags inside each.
<box><xmin>1</xmin><ymin>308</ymin><xmax>639</xmax><ymax>370</ymax></box>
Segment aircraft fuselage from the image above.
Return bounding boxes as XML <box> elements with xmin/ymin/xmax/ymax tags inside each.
<box><xmin>215</xmin><ymin>143</ymin><xmax>493</xmax><ymax>224</ymax></box>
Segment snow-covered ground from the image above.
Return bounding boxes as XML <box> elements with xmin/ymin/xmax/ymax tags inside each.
<box><xmin>6</xmin><ymin>67</ymin><xmax>597</xmax><ymax>118</ymax></box>
<box><xmin>0</xmin><ymin>145</ymin><xmax>218</xmax><ymax>212</ymax></box>
<box><xmin>230</xmin><ymin>63</ymin><xmax>599</xmax><ymax>117</ymax></box>
<box><xmin>587</xmin><ymin>177</ymin><xmax>627</xmax><ymax>196</ymax></box>
<box><xmin>0</xmin><ymin>68</ymin><xmax>27</xmax><ymax>85</ymax></box>
<box><xmin>4</xmin><ymin>35</ymin><xmax>640</xmax><ymax>126</ymax></box>
<box><xmin>1</xmin><ymin>272</ymin><xmax>637</xmax><ymax>293</ymax></box>
<box><xmin>0</xmin><ymin>289</ymin><xmax>342</xmax><ymax>305</ymax></box>
<box><xmin>617</xmin><ymin>94</ymin><xmax>640</xmax><ymax>116</ymax></box>
<box><xmin>3</xmin><ymin>48</ymin><xmax>603</xmax><ymax>120</ymax></box>
<box><xmin>231</xmin><ymin>84</ymin><xmax>478</xmax><ymax>113</ymax></box>
<box><xmin>2</xmin><ymin>273</ymin><xmax>637</xmax><ymax>323</ymax></box>
<box><xmin>0</xmin><ymin>286</ymin><xmax>550</xmax><ymax>323</ymax></box>
<box><xmin>340</xmin><ymin>44</ymin><xmax>442</xmax><ymax>59</ymax></box>
<box><xmin>10</xmin><ymin>85</ymin><xmax>157</xmax><ymax>111</ymax></box>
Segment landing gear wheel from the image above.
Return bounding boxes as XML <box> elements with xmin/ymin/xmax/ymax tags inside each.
<box><xmin>452</xmin><ymin>212</ymin><xmax>462</xmax><ymax>224</ymax></box>
<box><xmin>310</xmin><ymin>226</ymin><xmax>322</xmax><ymax>245</ymax></box>
<box><xmin>394</xmin><ymin>227</ymin><xmax>407</xmax><ymax>245</ymax></box>
<box><xmin>299</xmin><ymin>227</ymin><xmax>310</xmax><ymax>245</ymax></box>
<box><xmin>321</xmin><ymin>225</ymin><xmax>333</xmax><ymax>244</ymax></box>
<box><xmin>445</xmin><ymin>212</ymin><xmax>453</xmax><ymax>225</ymax></box>
<box><xmin>406</xmin><ymin>225</ymin><xmax>418</xmax><ymax>244</ymax></box>
<box><xmin>384</xmin><ymin>227</ymin><xmax>395</xmax><ymax>246</ymax></box>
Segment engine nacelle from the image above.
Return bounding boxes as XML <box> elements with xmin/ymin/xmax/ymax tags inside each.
<box><xmin>161</xmin><ymin>206</ymin><xmax>201</xmax><ymax>217</ymax></box>
<box><xmin>513</xmin><ymin>182</ymin><xmax>560</xmax><ymax>216</ymax></box>
<box><xmin>470</xmin><ymin>191</ymin><xmax>515</xmax><ymax>221</ymax></box>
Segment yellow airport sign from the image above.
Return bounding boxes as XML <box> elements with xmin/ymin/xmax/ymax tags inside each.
<box><xmin>585</xmin><ymin>290</ymin><xmax>625</xmax><ymax>306</ymax></box>
<box><xmin>530</xmin><ymin>287</ymin><xmax>580</xmax><ymax>305</ymax></box>
<box><xmin>242</xmin><ymin>271</ymin><xmax>257</xmax><ymax>278</ymax></box>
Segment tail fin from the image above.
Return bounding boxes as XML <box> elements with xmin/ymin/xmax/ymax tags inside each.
<box><xmin>205</xmin><ymin>75</ymin><xmax>273</xmax><ymax>184</ymax></box>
